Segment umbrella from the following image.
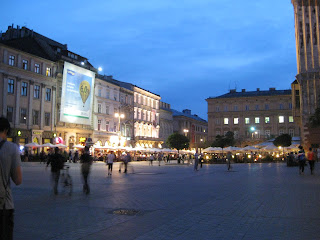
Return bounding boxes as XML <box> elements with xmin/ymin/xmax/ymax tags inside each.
<box><xmin>55</xmin><ymin>143</ymin><xmax>67</xmax><ymax>148</ymax></box>
<box><xmin>161</xmin><ymin>148</ymin><xmax>178</xmax><ymax>153</ymax></box>
<box><xmin>224</xmin><ymin>146</ymin><xmax>242</xmax><ymax>152</ymax></box>
<box><xmin>261</xmin><ymin>145</ymin><xmax>278</xmax><ymax>151</ymax></box>
<box><xmin>41</xmin><ymin>143</ymin><xmax>55</xmax><ymax>148</ymax></box>
<box><xmin>241</xmin><ymin>146</ymin><xmax>259</xmax><ymax>151</ymax></box>
<box><xmin>25</xmin><ymin>142</ymin><xmax>41</xmax><ymax>148</ymax></box>
<box><xmin>73</xmin><ymin>144</ymin><xmax>85</xmax><ymax>149</ymax></box>
<box><xmin>203</xmin><ymin>147</ymin><xmax>217</xmax><ymax>152</ymax></box>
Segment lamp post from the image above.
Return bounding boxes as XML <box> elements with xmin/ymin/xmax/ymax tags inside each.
<box><xmin>183</xmin><ymin>129</ymin><xmax>189</xmax><ymax>137</ymax></box>
<box><xmin>115</xmin><ymin>113</ymin><xmax>125</xmax><ymax>146</ymax></box>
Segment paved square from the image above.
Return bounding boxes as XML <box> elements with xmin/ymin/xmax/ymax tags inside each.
<box><xmin>12</xmin><ymin>161</ymin><xmax>320</xmax><ymax>240</ymax></box>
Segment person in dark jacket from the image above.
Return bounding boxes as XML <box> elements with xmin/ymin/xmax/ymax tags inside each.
<box><xmin>46</xmin><ymin>147</ymin><xmax>65</xmax><ymax>195</ymax></box>
<box><xmin>80</xmin><ymin>146</ymin><xmax>93</xmax><ymax>194</ymax></box>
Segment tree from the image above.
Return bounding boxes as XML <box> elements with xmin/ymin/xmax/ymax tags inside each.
<box><xmin>211</xmin><ymin>131</ymin><xmax>235</xmax><ymax>149</ymax></box>
<box><xmin>309</xmin><ymin>107</ymin><xmax>320</xmax><ymax>127</ymax></box>
<box><xmin>166</xmin><ymin>133</ymin><xmax>189</xmax><ymax>152</ymax></box>
<box><xmin>273</xmin><ymin>134</ymin><xmax>292</xmax><ymax>148</ymax></box>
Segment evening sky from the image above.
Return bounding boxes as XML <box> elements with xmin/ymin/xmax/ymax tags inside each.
<box><xmin>1</xmin><ymin>0</ymin><xmax>297</xmax><ymax>119</ymax></box>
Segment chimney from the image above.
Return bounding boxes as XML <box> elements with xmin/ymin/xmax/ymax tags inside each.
<box><xmin>230</xmin><ymin>89</ymin><xmax>236</xmax><ymax>93</ymax></box>
<box><xmin>257</xmin><ymin>88</ymin><xmax>260</xmax><ymax>92</ymax></box>
<box><xmin>182</xmin><ymin>109</ymin><xmax>191</xmax><ymax>115</ymax></box>
<box><xmin>242</xmin><ymin>89</ymin><xmax>246</xmax><ymax>92</ymax></box>
<box><xmin>269</xmin><ymin>87</ymin><xmax>276</xmax><ymax>91</ymax></box>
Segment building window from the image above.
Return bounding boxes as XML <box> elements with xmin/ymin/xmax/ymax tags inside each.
<box><xmin>32</xmin><ymin>110</ymin><xmax>39</xmax><ymax>125</ymax></box>
<box><xmin>21</xmin><ymin>82</ymin><xmax>28</xmax><ymax>96</ymax></box>
<box><xmin>45</xmin><ymin>112</ymin><xmax>50</xmax><ymax>126</ymax></box>
<box><xmin>114</xmin><ymin>91</ymin><xmax>118</xmax><ymax>101</ymax></box>
<box><xmin>20</xmin><ymin>108</ymin><xmax>27</xmax><ymax>124</ymax></box>
<box><xmin>105</xmin><ymin>121</ymin><xmax>109</xmax><ymax>131</ymax></box>
<box><xmin>216</xmin><ymin>131</ymin><xmax>221</xmax><ymax>136</ymax></box>
<box><xmin>279</xmin><ymin>104</ymin><xmax>283</xmax><ymax>110</ymax></box>
<box><xmin>105</xmin><ymin>105</ymin><xmax>109</xmax><ymax>114</ymax></box>
<box><xmin>9</xmin><ymin>55</ymin><xmax>15</xmax><ymax>66</ymax></box>
<box><xmin>7</xmin><ymin>107</ymin><xmax>13</xmax><ymax>122</ymax></box>
<box><xmin>289</xmin><ymin>103</ymin><xmax>292</xmax><ymax>109</ymax></box>
<box><xmin>98</xmin><ymin>119</ymin><xmax>101</xmax><ymax>130</ymax></box>
<box><xmin>245</xmin><ymin>118</ymin><xmax>250</xmax><ymax>124</ymax></box>
<box><xmin>289</xmin><ymin>129</ymin><xmax>294</xmax><ymax>137</ymax></box>
<box><xmin>245</xmin><ymin>105</ymin><xmax>249</xmax><ymax>111</ymax></box>
<box><xmin>98</xmin><ymin>104</ymin><xmax>102</xmax><ymax>113</ymax></box>
<box><xmin>46</xmin><ymin>67</ymin><xmax>51</xmax><ymax>77</ymax></box>
<box><xmin>279</xmin><ymin>116</ymin><xmax>284</xmax><ymax>123</ymax></box>
<box><xmin>265</xmin><ymin>117</ymin><xmax>270</xmax><ymax>124</ymax></box>
<box><xmin>224</xmin><ymin>106</ymin><xmax>228</xmax><ymax>112</ymax></box>
<box><xmin>22</xmin><ymin>60</ymin><xmax>28</xmax><ymax>70</ymax></box>
<box><xmin>98</xmin><ymin>88</ymin><xmax>102</xmax><ymax>97</ymax></box>
<box><xmin>215</xmin><ymin>106</ymin><xmax>220</xmax><ymax>112</ymax></box>
<box><xmin>7</xmin><ymin>79</ymin><xmax>14</xmax><ymax>94</ymax></box>
<box><xmin>255</xmin><ymin>117</ymin><xmax>260</xmax><ymax>124</ymax></box>
<box><xmin>265</xmin><ymin>104</ymin><xmax>269</xmax><ymax>110</ymax></box>
<box><xmin>265</xmin><ymin>130</ymin><xmax>271</xmax><ymax>138</ymax></box>
<box><xmin>34</xmin><ymin>85</ymin><xmax>40</xmax><ymax>99</ymax></box>
<box><xmin>114</xmin><ymin>123</ymin><xmax>117</xmax><ymax>132</ymax></box>
<box><xmin>255</xmin><ymin>105</ymin><xmax>259</xmax><ymax>110</ymax></box>
<box><xmin>279</xmin><ymin>129</ymin><xmax>285</xmax><ymax>135</ymax></box>
<box><xmin>224</xmin><ymin>118</ymin><xmax>229</xmax><ymax>125</ymax></box>
<box><xmin>234</xmin><ymin>118</ymin><xmax>239</xmax><ymax>125</ymax></box>
<box><xmin>34</xmin><ymin>64</ymin><xmax>40</xmax><ymax>73</ymax></box>
<box><xmin>234</xmin><ymin>130</ymin><xmax>239</xmax><ymax>139</ymax></box>
<box><xmin>45</xmin><ymin>88</ymin><xmax>51</xmax><ymax>101</ymax></box>
<box><xmin>234</xmin><ymin>105</ymin><xmax>238</xmax><ymax>111</ymax></box>
<box><xmin>106</xmin><ymin>89</ymin><xmax>110</xmax><ymax>99</ymax></box>
<box><xmin>289</xmin><ymin>116</ymin><xmax>294</xmax><ymax>123</ymax></box>
<box><xmin>215</xmin><ymin>118</ymin><xmax>220</xmax><ymax>124</ymax></box>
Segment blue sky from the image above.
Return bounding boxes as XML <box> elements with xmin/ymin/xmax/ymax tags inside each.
<box><xmin>1</xmin><ymin>0</ymin><xmax>297</xmax><ymax>119</ymax></box>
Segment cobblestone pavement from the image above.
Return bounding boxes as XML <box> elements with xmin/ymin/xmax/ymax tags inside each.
<box><xmin>12</xmin><ymin>161</ymin><xmax>320</xmax><ymax>240</ymax></box>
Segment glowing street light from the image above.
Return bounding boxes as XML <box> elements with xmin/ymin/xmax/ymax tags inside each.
<box><xmin>98</xmin><ymin>67</ymin><xmax>103</xmax><ymax>72</ymax></box>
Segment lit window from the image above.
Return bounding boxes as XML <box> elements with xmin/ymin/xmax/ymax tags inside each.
<box><xmin>279</xmin><ymin>116</ymin><xmax>284</xmax><ymax>123</ymax></box>
<box><xmin>46</xmin><ymin>67</ymin><xmax>51</xmax><ymax>77</ymax></box>
<box><xmin>245</xmin><ymin>118</ymin><xmax>250</xmax><ymax>124</ymax></box>
<box><xmin>255</xmin><ymin>117</ymin><xmax>260</xmax><ymax>124</ymax></box>
<box><xmin>265</xmin><ymin>117</ymin><xmax>270</xmax><ymax>124</ymax></box>
<box><xmin>289</xmin><ymin>116</ymin><xmax>294</xmax><ymax>123</ymax></box>
<box><xmin>224</xmin><ymin>118</ymin><xmax>229</xmax><ymax>125</ymax></box>
<box><xmin>234</xmin><ymin>118</ymin><xmax>239</xmax><ymax>125</ymax></box>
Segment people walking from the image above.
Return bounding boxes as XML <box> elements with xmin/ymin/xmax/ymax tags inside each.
<box><xmin>307</xmin><ymin>147</ymin><xmax>315</xmax><ymax>175</ymax></box>
<box><xmin>194</xmin><ymin>152</ymin><xmax>199</xmax><ymax>171</ymax></box>
<box><xmin>80</xmin><ymin>146</ymin><xmax>93</xmax><ymax>194</ymax></box>
<box><xmin>298</xmin><ymin>146</ymin><xmax>306</xmax><ymax>175</ymax></box>
<box><xmin>74</xmin><ymin>150</ymin><xmax>79</xmax><ymax>163</ymax></box>
<box><xmin>158</xmin><ymin>153</ymin><xmax>163</xmax><ymax>166</ymax></box>
<box><xmin>149</xmin><ymin>154</ymin><xmax>154</xmax><ymax>166</ymax></box>
<box><xmin>0</xmin><ymin>117</ymin><xmax>23</xmax><ymax>240</ymax></box>
<box><xmin>106</xmin><ymin>151</ymin><xmax>115</xmax><ymax>176</ymax></box>
<box><xmin>226</xmin><ymin>151</ymin><xmax>232</xmax><ymax>171</ymax></box>
<box><xmin>46</xmin><ymin>147</ymin><xmax>65</xmax><ymax>195</ymax></box>
<box><xmin>123</xmin><ymin>152</ymin><xmax>131</xmax><ymax>173</ymax></box>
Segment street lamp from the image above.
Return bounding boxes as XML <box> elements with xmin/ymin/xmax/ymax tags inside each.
<box><xmin>183</xmin><ymin>129</ymin><xmax>189</xmax><ymax>137</ymax></box>
<box><xmin>115</xmin><ymin>113</ymin><xmax>125</xmax><ymax>146</ymax></box>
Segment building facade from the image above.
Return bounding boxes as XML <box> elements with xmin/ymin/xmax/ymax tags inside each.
<box><xmin>133</xmin><ymin>86</ymin><xmax>162</xmax><ymax>148</ymax></box>
<box><xmin>206</xmin><ymin>88</ymin><xmax>300</xmax><ymax>146</ymax></box>
<box><xmin>291</xmin><ymin>0</ymin><xmax>320</xmax><ymax>147</ymax></box>
<box><xmin>171</xmin><ymin>109</ymin><xmax>208</xmax><ymax>151</ymax></box>
<box><xmin>159</xmin><ymin>101</ymin><xmax>173</xmax><ymax>146</ymax></box>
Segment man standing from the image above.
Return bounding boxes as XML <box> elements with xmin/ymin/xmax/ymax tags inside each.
<box><xmin>194</xmin><ymin>151</ymin><xmax>199</xmax><ymax>171</ymax></box>
<box><xmin>0</xmin><ymin>117</ymin><xmax>22</xmax><ymax>240</ymax></box>
<box><xmin>80</xmin><ymin>146</ymin><xmax>93</xmax><ymax>194</ymax></box>
<box><xmin>307</xmin><ymin>147</ymin><xmax>315</xmax><ymax>175</ymax></box>
<box><xmin>106</xmin><ymin>151</ymin><xmax>115</xmax><ymax>176</ymax></box>
<box><xmin>46</xmin><ymin>147</ymin><xmax>64</xmax><ymax>195</ymax></box>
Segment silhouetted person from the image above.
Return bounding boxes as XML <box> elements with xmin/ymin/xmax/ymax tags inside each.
<box><xmin>80</xmin><ymin>146</ymin><xmax>93</xmax><ymax>194</ymax></box>
<box><xmin>46</xmin><ymin>147</ymin><xmax>65</xmax><ymax>195</ymax></box>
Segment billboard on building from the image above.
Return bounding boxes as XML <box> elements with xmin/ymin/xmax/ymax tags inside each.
<box><xmin>60</xmin><ymin>62</ymin><xmax>95</xmax><ymax>125</ymax></box>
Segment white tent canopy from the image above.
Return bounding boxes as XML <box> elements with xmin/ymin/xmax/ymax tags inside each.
<box><xmin>25</xmin><ymin>142</ymin><xmax>41</xmax><ymax>148</ymax></box>
<box><xmin>224</xmin><ymin>146</ymin><xmax>242</xmax><ymax>152</ymax></box>
<box><xmin>241</xmin><ymin>146</ymin><xmax>259</xmax><ymax>151</ymax></box>
<box><xmin>40</xmin><ymin>143</ymin><xmax>55</xmax><ymax>148</ymax></box>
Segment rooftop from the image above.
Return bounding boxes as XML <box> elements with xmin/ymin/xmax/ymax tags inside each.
<box><xmin>171</xmin><ymin>109</ymin><xmax>207</xmax><ymax>123</ymax></box>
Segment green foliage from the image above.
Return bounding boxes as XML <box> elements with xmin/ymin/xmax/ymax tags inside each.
<box><xmin>166</xmin><ymin>133</ymin><xmax>189</xmax><ymax>150</ymax></box>
<box><xmin>309</xmin><ymin>107</ymin><xmax>320</xmax><ymax>128</ymax></box>
<box><xmin>273</xmin><ymin>134</ymin><xmax>292</xmax><ymax>147</ymax></box>
<box><xmin>211</xmin><ymin>131</ymin><xmax>235</xmax><ymax>148</ymax></box>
